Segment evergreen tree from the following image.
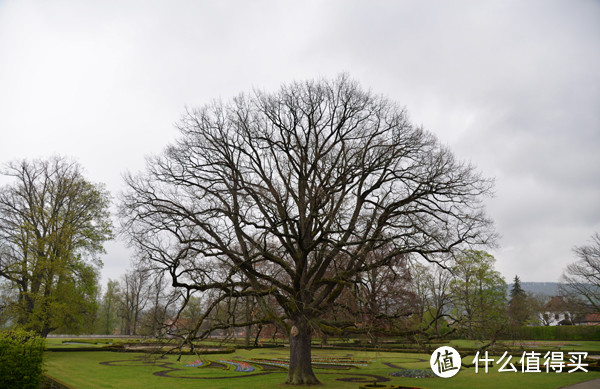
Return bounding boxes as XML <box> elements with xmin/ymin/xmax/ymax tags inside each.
<box><xmin>510</xmin><ymin>275</ymin><xmax>526</xmax><ymax>299</ymax></box>
<box><xmin>508</xmin><ymin>275</ymin><xmax>530</xmax><ymax>326</ymax></box>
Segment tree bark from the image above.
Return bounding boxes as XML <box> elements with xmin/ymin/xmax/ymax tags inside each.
<box><xmin>40</xmin><ymin>326</ymin><xmax>53</xmax><ymax>338</ymax></box>
<box><xmin>253</xmin><ymin>323</ymin><xmax>263</xmax><ymax>347</ymax></box>
<box><xmin>245</xmin><ymin>296</ymin><xmax>252</xmax><ymax>347</ymax></box>
<box><xmin>286</xmin><ymin>317</ymin><xmax>320</xmax><ymax>385</ymax></box>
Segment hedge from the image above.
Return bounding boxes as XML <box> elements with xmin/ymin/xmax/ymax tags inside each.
<box><xmin>0</xmin><ymin>329</ymin><xmax>45</xmax><ymax>388</ymax></box>
<box><xmin>503</xmin><ymin>325</ymin><xmax>600</xmax><ymax>341</ymax></box>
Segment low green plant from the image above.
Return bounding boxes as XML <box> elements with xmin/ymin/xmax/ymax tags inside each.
<box><xmin>390</xmin><ymin>368</ymin><xmax>436</xmax><ymax>378</ymax></box>
<box><xmin>0</xmin><ymin>329</ymin><xmax>45</xmax><ymax>388</ymax></box>
<box><xmin>509</xmin><ymin>326</ymin><xmax>600</xmax><ymax>341</ymax></box>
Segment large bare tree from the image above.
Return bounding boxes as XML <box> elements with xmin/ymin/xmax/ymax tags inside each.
<box><xmin>120</xmin><ymin>75</ymin><xmax>495</xmax><ymax>384</ymax></box>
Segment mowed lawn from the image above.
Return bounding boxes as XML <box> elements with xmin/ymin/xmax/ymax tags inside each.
<box><xmin>44</xmin><ymin>346</ymin><xmax>600</xmax><ymax>389</ymax></box>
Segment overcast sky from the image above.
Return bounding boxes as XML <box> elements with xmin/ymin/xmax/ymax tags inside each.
<box><xmin>1</xmin><ymin>0</ymin><xmax>599</xmax><ymax>286</ymax></box>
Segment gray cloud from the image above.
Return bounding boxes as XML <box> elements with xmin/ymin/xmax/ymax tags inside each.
<box><xmin>1</xmin><ymin>0</ymin><xmax>598</xmax><ymax>284</ymax></box>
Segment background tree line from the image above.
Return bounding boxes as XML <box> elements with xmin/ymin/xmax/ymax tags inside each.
<box><xmin>0</xmin><ymin>154</ymin><xmax>595</xmax><ymax>345</ymax></box>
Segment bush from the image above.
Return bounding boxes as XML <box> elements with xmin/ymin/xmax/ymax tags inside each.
<box><xmin>504</xmin><ymin>325</ymin><xmax>600</xmax><ymax>341</ymax></box>
<box><xmin>0</xmin><ymin>329</ymin><xmax>45</xmax><ymax>388</ymax></box>
<box><xmin>390</xmin><ymin>368</ymin><xmax>436</xmax><ymax>378</ymax></box>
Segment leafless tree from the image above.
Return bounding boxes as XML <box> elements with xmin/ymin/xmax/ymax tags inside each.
<box><xmin>410</xmin><ymin>260</ymin><xmax>455</xmax><ymax>338</ymax></box>
<box><xmin>120</xmin><ymin>75</ymin><xmax>495</xmax><ymax>384</ymax></box>
<box><xmin>118</xmin><ymin>266</ymin><xmax>151</xmax><ymax>335</ymax></box>
<box><xmin>352</xmin><ymin>250</ymin><xmax>418</xmax><ymax>343</ymax></box>
<box><xmin>561</xmin><ymin>233</ymin><xmax>600</xmax><ymax>312</ymax></box>
<box><xmin>139</xmin><ymin>271</ymin><xmax>179</xmax><ymax>337</ymax></box>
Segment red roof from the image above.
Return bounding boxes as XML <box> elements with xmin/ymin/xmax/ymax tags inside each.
<box><xmin>583</xmin><ymin>313</ymin><xmax>600</xmax><ymax>323</ymax></box>
<box><xmin>543</xmin><ymin>296</ymin><xmax>569</xmax><ymax>312</ymax></box>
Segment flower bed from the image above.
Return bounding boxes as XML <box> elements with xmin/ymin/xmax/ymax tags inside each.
<box><xmin>390</xmin><ymin>368</ymin><xmax>435</xmax><ymax>378</ymax></box>
<box><xmin>183</xmin><ymin>359</ymin><xmax>204</xmax><ymax>367</ymax></box>
<box><xmin>359</xmin><ymin>384</ymin><xmax>424</xmax><ymax>389</ymax></box>
<box><xmin>240</xmin><ymin>356</ymin><xmax>370</xmax><ymax>369</ymax></box>
<box><xmin>182</xmin><ymin>356</ymin><xmax>372</xmax><ymax>372</ymax></box>
<box><xmin>219</xmin><ymin>360</ymin><xmax>255</xmax><ymax>372</ymax></box>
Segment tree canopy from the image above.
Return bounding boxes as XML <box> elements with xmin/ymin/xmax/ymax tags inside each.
<box><xmin>120</xmin><ymin>75</ymin><xmax>495</xmax><ymax>384</ymax></box>
<box><xmin>449</xmin><ymin>250</ymin><xmax>507</xmax><ymax>341</ymax></box>
<box><xmin>0</xmin><ymin>157</ymin><xmax>112</xmax><ymax>336</ymax></box>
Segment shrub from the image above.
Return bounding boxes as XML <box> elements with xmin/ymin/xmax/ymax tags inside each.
<box><xmin>504</xmin><ymin>325</ymin><xmax>600</xmax><ymax>341</ymax></box>
<box><xmin>0</xmin><ymin>329</ymin><xmax>45</xmax><ymax>388</ymax></box>
<box><xmin>390</xmin><ymin>368</ymin><xmax>436</xmax><ymax>378</ymax></box>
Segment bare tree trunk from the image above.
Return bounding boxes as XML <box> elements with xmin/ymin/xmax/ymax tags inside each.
<box><xmin>245</xmin><ymin>296</ymin><xmax>251</xmax><ymax>347</ymax></box>
<box><xmin>254</xmin><ymin>324</ymin><xmax>263</xmax><ymax>347</ymax></box>
<box><xmin>321</xmin><ymin>332</ymin><xmax>328</xmax><ymax>346</ymax></box>
<box><xmin>40</xmin><ymin>327</ymin><xmax>52</xmax><ymax>338</ymax></box>
<box><xmin>286</xmin><ymin>316</ymin><xmax>320</xmax><ymax>385</ymax></box>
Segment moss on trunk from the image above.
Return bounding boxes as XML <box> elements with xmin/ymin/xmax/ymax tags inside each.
<box><xmin>285</xmin><ymin>318</ymin><xmax>320</xmax><ymax>385</ymax></box>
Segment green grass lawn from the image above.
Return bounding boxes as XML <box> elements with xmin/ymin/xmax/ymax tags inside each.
<box><xmin>45</xmin><ymin>338</ymin><xmax>114</xmax><ymax>348</ymax></box>
<box><xmin>44</xmin><ymin>346</ymin><xmax>600</xmax><ymax>389</ymax></box>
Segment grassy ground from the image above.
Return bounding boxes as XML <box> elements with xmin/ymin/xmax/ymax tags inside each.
<box><xmin>44</xmin><ymin>345</ymin><xmax>600</xmax><ymax>389</ymax></box>
<box><xmin>45</xmin><ymin>338</ymin><xmax>113</xmax><ymax>348</ymax></box>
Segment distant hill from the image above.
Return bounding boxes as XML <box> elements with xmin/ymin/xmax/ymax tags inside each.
<box><xmin>507</xmin><ymin>282</ymin><xmax>560</xmax><ymax>297</ymax></box>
